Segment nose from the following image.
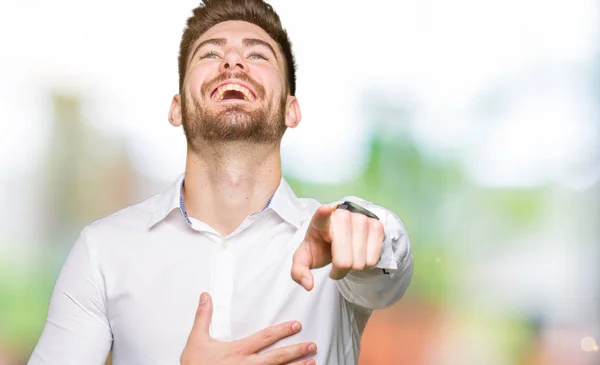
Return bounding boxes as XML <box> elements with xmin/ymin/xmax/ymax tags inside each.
<box><xmin>219</xmin><ymin>49</ymin><xmax>248</xmax><ymax>73</ymax></box>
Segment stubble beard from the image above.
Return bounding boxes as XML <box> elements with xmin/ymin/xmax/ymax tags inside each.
<box><xmin>181</xmin><ymin>84</ymin><xmax>287</xmax><ymax>151</ymax></box>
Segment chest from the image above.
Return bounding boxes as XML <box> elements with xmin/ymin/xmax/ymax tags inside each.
<box><xmin>103</xmin><ymin>220</ymin><xmax>354</xmax><ymax>364</ymax></box>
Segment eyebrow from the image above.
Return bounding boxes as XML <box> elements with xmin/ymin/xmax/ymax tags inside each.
<box><xmin>243</xmin><ymin>38</ymin><xmax>278</xmax><ymax>60</ymax></box>
<box><xmin>189</xmin><ymin>37</ymin><xmax>279</xmax><ymax>62</ymax></box>
<box><xmin>190</xmin><ymin>38</ymin><xmax>227</xmax><ymax>61</ymax></box>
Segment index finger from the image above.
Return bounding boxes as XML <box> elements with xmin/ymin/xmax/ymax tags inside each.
<box><xmin>237</xmin><ymin>321</ymin><xmax>302</xmax><ymax>354</ymax></box>
<box><xmin>310</xmin><ymin>205</ymin><xmax>333</xmax><ymax>233</ymax></box>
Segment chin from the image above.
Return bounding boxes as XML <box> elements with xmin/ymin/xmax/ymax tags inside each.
<box><xmin>214</xmin><ymin>108</ymin><xmax>254</xmax><ymax>124</ymax></box>
<box><xmin>218</xmin><ymin>103</ymin><xmax>255</xmax><ymax>115</ymax></box>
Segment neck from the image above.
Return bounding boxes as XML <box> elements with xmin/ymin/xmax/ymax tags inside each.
<box><xmin>182</xmin><ymin>140</ymin><xmax>282</xmax><ymax>236</ymax></box>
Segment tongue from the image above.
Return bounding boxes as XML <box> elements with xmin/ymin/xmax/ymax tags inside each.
<box><xmin>222</xmin><ymin>90</ymin><xmax>245</xmax><ymax>100</ymax></box>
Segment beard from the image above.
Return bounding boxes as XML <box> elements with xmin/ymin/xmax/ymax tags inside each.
<box><xmin>181</xmin><ymin>72</ymin><xmax>287</xmax><ymax>150</ymax></box>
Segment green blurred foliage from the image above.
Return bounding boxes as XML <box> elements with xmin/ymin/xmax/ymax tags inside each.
<box><xmin>0</xmin><ymin>261</ymin><xmax>55</xmax><ymax>358</ymax></box>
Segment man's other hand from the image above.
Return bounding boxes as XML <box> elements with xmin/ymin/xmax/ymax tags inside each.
<box><xmin>180</xmin><ymin>293</ymin><xmax>317</xmax><ymax>365</ymax></box>
<box><xmin>291</xmin><ymin>204</ymin><xmax>385</xmax><ymax>291</ymax></box>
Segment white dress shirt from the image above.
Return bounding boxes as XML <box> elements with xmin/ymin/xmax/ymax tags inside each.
<box><xmin>28</xmin><ymin>174</ymin><xmax>413</xmax><ymax>365</ymax></box>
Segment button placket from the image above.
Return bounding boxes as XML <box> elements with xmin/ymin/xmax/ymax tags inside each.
<box><xmin>210</xmin><ymin>237</ymin><xmax>234</xmax><ymax>340</ymax></box>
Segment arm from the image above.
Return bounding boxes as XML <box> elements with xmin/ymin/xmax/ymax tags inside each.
<box><xmin>28</xmin><ymin>229</ymin><xmax>112</xmax><ymax>365</ymax></box>
<box><xmin>334</xmin><ymin>197</ymin><xmax>414</xmax><ymax>310</ymax></box>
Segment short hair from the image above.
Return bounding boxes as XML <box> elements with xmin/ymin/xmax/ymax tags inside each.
<box><xmin>178</xmin><ymin>0</ymin><xmax>297</xmax><ymax>95</ymax></box>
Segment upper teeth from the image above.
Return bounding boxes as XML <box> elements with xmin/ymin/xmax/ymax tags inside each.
<box><xmin>214</xmin><ymin>84</ymin><xmax>255</xmax><ymax>101</ymax></box>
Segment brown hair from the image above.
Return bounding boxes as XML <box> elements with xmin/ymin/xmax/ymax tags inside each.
<box><xmin>178</xmin><ymin>0</ymin><xmax>297</xmax><ymax>95</ymax></box>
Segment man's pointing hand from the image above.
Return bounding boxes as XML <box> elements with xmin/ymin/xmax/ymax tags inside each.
<box><xmin>291</xmin><ymin>204</ymin><xmax>385</xmax><ymax>291</ymax></box>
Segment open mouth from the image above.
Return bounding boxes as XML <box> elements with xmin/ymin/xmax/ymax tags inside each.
<box><xmin>211</xmin><ymin>83</ymin><xmax>256</xmax><ymax>102</ymax></box>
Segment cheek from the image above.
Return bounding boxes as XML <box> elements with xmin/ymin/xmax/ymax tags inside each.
<box><xmin>252</xmin><ymin>66</ymin><xmax>284</xmax><ymax>98</ymax></box>
<box><xmin>185</xmin><ymin>66</ymin><xmax>216</xmax><ymax>97</ymax></box>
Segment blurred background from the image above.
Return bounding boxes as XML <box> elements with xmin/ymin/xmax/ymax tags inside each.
<box><xmin>1</xmin><ymin>0</ymin><xmax>599</xmax><ymax>364</ymax></box>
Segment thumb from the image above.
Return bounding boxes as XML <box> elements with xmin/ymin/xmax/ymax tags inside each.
<box><xmin>188</xmin><ymin>292</ymin><xmax>213</xmax><ymax>342</ymax></box>
<box><xmin>291</xmin><ymin>241</ymin><xmax>315</xmax><ymax>291</ymax></box>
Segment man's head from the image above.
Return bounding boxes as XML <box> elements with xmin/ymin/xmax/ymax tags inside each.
<box><xmin>168</xmin><ymin>0</ymin><xmax>301</xmax><ymax>149</ymax></box>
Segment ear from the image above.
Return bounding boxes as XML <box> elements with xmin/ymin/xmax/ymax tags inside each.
<box><xmin>284</xmin><ymin>95</ymin><xmax>302</xmax><ymax>129</ymax></box>
<box><xmin>169</xmin><ymin>94</ymin><xmax>183</xmax><ymax>127</ymax></box>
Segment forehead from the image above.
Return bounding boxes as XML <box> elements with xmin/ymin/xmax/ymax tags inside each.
<box><xmin>196</xmin><ymin>20</ymin><xmax>279</xmax><ymax>50</ymax></box>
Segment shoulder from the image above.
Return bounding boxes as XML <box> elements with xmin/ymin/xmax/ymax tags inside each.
<box><xmin>81</xmin><ymin>192</ymin><xmax>163</xmax><ymax>242</ymax></box>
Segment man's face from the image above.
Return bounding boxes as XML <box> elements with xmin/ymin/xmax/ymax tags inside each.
<box><xmin>179</xmin><ymin>20</ymin><xmax>289</xmax><ymax>146</ymax></box>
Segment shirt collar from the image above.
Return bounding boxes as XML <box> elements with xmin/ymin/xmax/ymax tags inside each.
<box><xmin>265</xmin><ymin>177</ymin><xmax>303</xmax><ymax>228</ymax></box>
<box><xmin>147</xmin><ymin>173</ymin><xmax>186</xmax><ymax>228</ymax></box>
<box><xmin>148</xmin><ymin>173</ymin><xmax>303</xmax><ymax>229</ymax></box>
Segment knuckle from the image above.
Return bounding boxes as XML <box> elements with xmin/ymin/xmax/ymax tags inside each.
<box><xmin>353</xmin><ymin>262</ymin><xmax>366</xmax><ymax>271</ymax></box>
<box><xmin>332</xmin><ymin>256</ymin><xmax>352</xmax><ymax>268</ymax></box>
<box><xmin>261</xmin><ymin>330</ymin><xmax>275</xmax><ymax>344</ymax></box>
<box><xmin>366</xmin><ymin>256</ymin><xmax>379</xmax><ymax>267</ymax></box>
<box><xmin>353</xmin><ymin>214</ymin><xmax>368</xmax><ymax>227</ymax></box>
<box><xmin>233</xmin><ymin>344</ymin><xmax>246</xmax><ymax>357</ymax></box>
<box><xmin>274</xmin><ymin>353</ymin><xmax>286</xmax><ymax>363</ymax></box>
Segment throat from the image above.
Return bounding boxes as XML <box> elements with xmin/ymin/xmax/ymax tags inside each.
<box><xmin>183</xmin><ymin>175</ymin><xmax>279</xmax><ymax>236</ymax></box>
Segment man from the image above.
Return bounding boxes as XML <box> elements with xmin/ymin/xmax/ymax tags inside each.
<box><xmin>28</xmin><ymin>1</ymin><xmax>413</xmax><ymax>364</ymax></box>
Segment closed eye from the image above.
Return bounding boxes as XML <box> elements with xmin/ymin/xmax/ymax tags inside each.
<box><xmin>248</xmin><ymin>52</ymin><xmax>268</xmax><ymax>61</ymax></box>
<box><xmin>200</xmin><ymin>51</ymin><xmax>221</xmax><ymax>60</ymax></box>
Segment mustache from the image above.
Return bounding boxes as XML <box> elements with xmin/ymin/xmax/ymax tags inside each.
<box><xmin>201</xmin><ymin>71</ymin><xmax>266</xmax><ymax>99</ymax></box>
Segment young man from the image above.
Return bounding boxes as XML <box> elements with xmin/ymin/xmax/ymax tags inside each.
<box><xmin>28</xmin><ymin>1</ymin><xmax>413</xmax><ymax>364</ymax></box>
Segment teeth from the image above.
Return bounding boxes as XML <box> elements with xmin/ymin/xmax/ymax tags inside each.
<box><xmin>213</xmin><ymin>83</ymin><xmax>254</xmax><ymax>101</ymax></box>
<box><xmin>241</xmin><ymin>89</ymin><xmax>251</xmax><ymax>101</ymax></box>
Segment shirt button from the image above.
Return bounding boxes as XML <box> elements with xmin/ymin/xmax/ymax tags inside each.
<box><xmin>221</xmin><ymin>239</ymin><xmax>228</xmax><ymax>249</ymax></box>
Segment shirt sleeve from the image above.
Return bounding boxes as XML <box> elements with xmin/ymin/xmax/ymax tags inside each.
<box><xmin>27</xmin><ymin>229</ymin><xmax>112</xmax><ymax>365</ymax></box>
<box><xmin>332</xmin><ymin>196</ymin><xmax>414</xmax><ymax>310</ymax></box>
